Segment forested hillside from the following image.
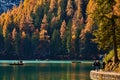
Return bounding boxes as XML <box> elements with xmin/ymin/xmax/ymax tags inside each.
<box><xmin>1</xmin><ymin>0</ymin><xmax>118</xmax><ymax>60</ymax></box>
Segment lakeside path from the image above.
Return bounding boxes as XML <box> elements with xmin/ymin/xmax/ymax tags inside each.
<box><xmin>90</xmin><ymin>70</ymin><xmax>120</xmax><ymax>80</ymax></box>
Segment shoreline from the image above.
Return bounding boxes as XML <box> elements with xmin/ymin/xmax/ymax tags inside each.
<box><xmin>90</xmin><ymin>70</ymin><xmax>120</xmax><ymax>80</ymax></box>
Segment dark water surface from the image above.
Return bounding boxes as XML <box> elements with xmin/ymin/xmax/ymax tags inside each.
<box><xmin>0</xmin><ymin>60</ymin><xmax>92</xmax><ymax>80</ymax></box>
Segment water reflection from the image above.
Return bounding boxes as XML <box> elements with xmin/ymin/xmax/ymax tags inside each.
<box><xmin>0</xmin><ymin>62</ymin><xmax>92</xmax><ymax>80</ymax></box>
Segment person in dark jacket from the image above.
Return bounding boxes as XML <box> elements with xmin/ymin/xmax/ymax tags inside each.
<box><xmin>92</xmin><ymin>60</ymin><xmax>97</xmax><ymax>70</ymax></box>
<box><xmin>96</xmin><ymin>60</ymin><xmax>100</xmax><ymax>71</ymax></box>
<box><xmin>92</xmin><ymin>60</ymin><xmax>100</xmax><ymax>71</ymax></box>
<box><xmin>102</xmin><ymin>61</ymin><xmax>105</xmax><ymax>69</ymax></box>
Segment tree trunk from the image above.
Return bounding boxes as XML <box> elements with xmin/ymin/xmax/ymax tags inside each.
<box><xmin>112</xmin><ymin>24</ymin><xmax>118</xmax><ymax>63</ymax></box>
<box><xmin>111</xmin><ymin>6</ymin><xmax>119</xmax><ymax>63</ymax></box>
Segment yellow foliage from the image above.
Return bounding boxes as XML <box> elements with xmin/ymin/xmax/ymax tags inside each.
<box><xmin>42</xmin><ymin>14</ymin><xmax>47</xmax><ymax>24</ymax></box>
<box><xmin>2</xmin><ymin>12</ymin><xmax>12</xmax><ymax>37</ymax></box>
<box><xmin>23</xmin><ymin>0</ymin><xmax>29</xmax><ymax>6</ymax></box>
<box><xmin>86</xmin><ymin>0</ymin><xmax>97</xmax><ymax>14</ymax></box>
<box><xmin>21</xmin><ymin>31</ymin><xmax>26</xmax><ymax>38</ymax></box>
<box><xmin>114</xmin><ymin>0</ymin><xmax>120</xmax><ymax>16</ymax></box>
<box><xmin>12</xmin><ymin>28</ymin><xmax>17</xmax><ymax>39</ymax></box>
<box><xmin>39</xmin><ymin>29</ymin><xmax>49</xmax><ymax>40</ymax></box>
<box><xmin>57</xmin><ymin>0</ymin><xmax>61</xmax><ymax>6</ymax></box>
<box><xmin>49</xmin><ymin>0</ymin><xmax>57</xmax><ymax>12</ymax></box>
<box><xmin>71</xmin><ymin>19</ymin><xmax>78</xmax><ymax>35</ymax></box>
<box><xmin>72</xmin><ymin>35</ymin><xmax>76</xmax><ymax>40</ymax></box>
<box><xmin>80</xmin><ymin>0</ymin><xmax>96</xmax><ymax>38</ymax></box>
<box><xmin>60</xmin><ymin>20</ymin><xmax>66</xmax><ymax>38</ymax></box>
<box><xmin>37</xmin><ymin>0</ymin><xmax>43</xmax><ymax>5</ymax></box>
<box><xmin>75</xmin><ymin>0</ymin><xmax>82</xmax><ymax>19</ymax></box>
<box><xmin>66</xmin><ymin>0</ymin><xmax>74</xmax><ymax>16</ymax></box>
<box><xmin>57</xmin><ymin>6</ymin><xmax>61</xmax><ymax>18</ymax></box>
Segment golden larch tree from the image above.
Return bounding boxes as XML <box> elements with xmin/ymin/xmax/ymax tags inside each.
<box><xmin>60</xmin><ymin>20</ymin><xmax>66</xmax><ymax>38</ymax></box>
<box><xmin>66</xmin><ymin>0</ymin><xmax>74</xmax><ymax>16</ymax></box>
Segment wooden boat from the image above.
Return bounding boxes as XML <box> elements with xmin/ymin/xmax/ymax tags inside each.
<box><xmin>9</xmin><ymin>61</ymin><xmax>24</xmax><ymax>65</ymax></box>
<box><xmin>72</xmin><ymin>61</ymin><xmax>81</xmax><ymax>63</ymax></box>
<box><xmin>9</xmin><ymin>63</ymin><xmax>24</xmax><ymax>65</ymax></box>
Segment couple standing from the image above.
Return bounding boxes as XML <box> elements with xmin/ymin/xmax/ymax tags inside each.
<box><xmin>92</xmin><ymin>60</ymin><xmax>101</xmax><ymax>71</ymax></box>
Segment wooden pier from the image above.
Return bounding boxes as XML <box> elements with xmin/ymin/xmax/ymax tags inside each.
<box><xmin>90</xmin><ymin>70</ymin><xmax>120</xmax><ymax>80</ymax></box>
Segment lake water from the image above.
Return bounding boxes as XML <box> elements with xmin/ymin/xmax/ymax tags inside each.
<box><xmin>0</xmin><ymin>60</ymin><xmax>92</xmax><ymax>80</ymax></box>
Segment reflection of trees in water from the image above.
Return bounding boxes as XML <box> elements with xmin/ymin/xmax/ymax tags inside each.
<box><xmin>0</xmin><ymin>62</ymin><xmax>91</xmax><ymax>80</ymax></box>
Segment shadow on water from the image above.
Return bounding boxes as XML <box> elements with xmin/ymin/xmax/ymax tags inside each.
<box><xmin>0</xmin><ymin>60</ymin><xmax>92</xmax><ymax>80</ymax></box>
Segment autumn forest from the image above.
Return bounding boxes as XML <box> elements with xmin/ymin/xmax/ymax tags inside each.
<box><xmin>0</xmin><ymin>0</ymin><xmax>120</xmax><ymax>60</ymax></box>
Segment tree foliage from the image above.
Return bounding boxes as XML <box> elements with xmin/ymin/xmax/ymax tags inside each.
<box><xmin>83</xmin><ymin>0</ymin><xmax>120</xmax><ymax>62</ymax></box>
<box><xmin>0</xmin><ymin>0</ymin><xmax>102</xmax><ymax>60</ymax></box>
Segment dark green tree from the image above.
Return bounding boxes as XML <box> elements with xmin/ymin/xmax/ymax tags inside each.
<box><xmin>60</xmin><ymin>0</ymin><xmax>67</xmax><ymax>20</ymax></box>
<box><xmin>66</xmin><ymin>19</ymin><xmax>72</xmax><ymax>55</ymax></box>
<box><xmin>4</xmin><ymin>32</ymin><xmax>13</xmax><ymax>59</ymax></box>
<box><xmin>32</xmin><ymin>5</ymin><xmax>44</xmax><ymax>29</ymax></box>
<box><xmin>12</xmin><ymin>28</ymin><xmax>21</xmax><ymax>59</ymax></box>
<box><xmin>80</xmin><ymin>32</ymin><xmax>99</xmax><ymax>59</ymax></box>
<box><xmin>20</xmin><ymin>31</ymin><xmax>32</xmax><ymax>59</ymax></box>
<box><xmin>31</xmin><ymin>29</ymin><xmax>40</xmax><ymax>59</ymax></box>
<box><xmin>0</xmin><ymin>26</ymin><xmax>4</xmax><ymax>54</ymax></box>
<box><xmin>60</xmin><ymin>20</ymin><xmax>68</xmax><ymax>55</ymax></box>
<box><xmin>50</xmin><ymin>29</ymin><xmax>62</xmax><ymax>57</ymax></box>
<box><xmin>74</xmin><ymin>28</ymin><xmax>81</xmax><ymax>58</ymax></box>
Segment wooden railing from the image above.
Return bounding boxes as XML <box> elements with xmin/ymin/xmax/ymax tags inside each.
<box><xmin>90</xmin><ymin>70</ymin><xmax>120</xmax><ymax>80</ymax></box>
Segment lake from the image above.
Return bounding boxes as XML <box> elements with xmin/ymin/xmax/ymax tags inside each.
<box><xmin>0</xmin><ymin>60</ymin><xmax>92</xmax><ymax>80</ymax></box>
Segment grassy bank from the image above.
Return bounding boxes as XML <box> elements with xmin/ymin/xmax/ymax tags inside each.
<box><xmin>103</xmin><ymin>49</ymin><xmax>120</xmax><ymax>73</ymax></box>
